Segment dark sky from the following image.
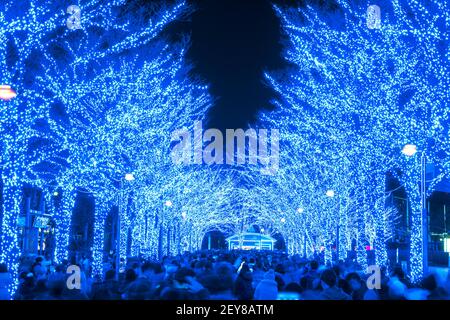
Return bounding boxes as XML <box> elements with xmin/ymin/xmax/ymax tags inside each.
<box><xmin>184</xmin><ymin>0</ymin><xmax>289</xmax><ymax>130</ymax></box>
<box><xmin>163</xmin><ymin>0</ymin><xmax>295</xmax><ymax>130</ymax></box>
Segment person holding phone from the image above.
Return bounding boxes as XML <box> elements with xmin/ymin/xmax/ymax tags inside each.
<box><xmin>233</xmin><ymin>262</ymin><xmax>254</xmax><ymax>300</ymax></box>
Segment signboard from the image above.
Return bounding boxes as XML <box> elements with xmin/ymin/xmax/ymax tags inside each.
<box><xmin>33</xmin><ymin>216</ymin><xmax>50</xmax><ymax>229</ymax></box>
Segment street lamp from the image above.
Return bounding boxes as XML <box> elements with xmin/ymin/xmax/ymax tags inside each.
<box><xmin>259</xmin><ymin>228</ymin><xmax>265</xmax><ymax>250</ymax></box>
<box><xmin>165</xmin><ymin>200</ymin><xmax>173</xmax><ymax>207</ymax></box>
<box><xmin>402</xmin><ymin>143</ymin><xmax>428</xmax><ymax>276</ymax></box>
<box><xmin>0</xmin><ymin>85</ymin><xmax>17</xmax><ymax>101</ymax></box>
<box><xmin>326</xmin><ymin>189</ymin><xmax>341</xmax><ymax>261</ymax></box>
<box><xmin>115</xmin><ymin>172</ymin><xmax>134</xmax><ymax>280</ymax></box>
<box><xmin>158</xmin><ymin>200</ymin><xmax>173</xmax><ymax>258</ymax></box>
<box><xmin>401</xmin><ymin>144</ymin><xmax>418</xmax><ymax>157</ymax></box>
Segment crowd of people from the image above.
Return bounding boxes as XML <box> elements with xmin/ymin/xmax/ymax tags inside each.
<box><xmin>0</xmin><ymin>250</ymin><xmax>449</xmax><ymax>300</ymax></box>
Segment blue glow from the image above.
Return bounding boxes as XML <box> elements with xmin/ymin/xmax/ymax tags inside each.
<box><xmin>0</xmin><ymin>0</ymin><xmax>448</xmax><ymax>299</ymax></box>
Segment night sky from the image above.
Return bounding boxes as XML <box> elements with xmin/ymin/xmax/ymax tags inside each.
<box><xmin>183</xmin><ymin>0</ymin><xmax>289</xmax><ymax>130</ymax></box>
<box><xmin>162</xmin><ymin>0</ymin><xmax>300</xmax><ymax>130</ymax></box>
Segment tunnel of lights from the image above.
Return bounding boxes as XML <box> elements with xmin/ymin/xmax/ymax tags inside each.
<box><xmin>0</xmin><ymin>0</ymin><xmax>449</xmax><ymax>294</ymax></box>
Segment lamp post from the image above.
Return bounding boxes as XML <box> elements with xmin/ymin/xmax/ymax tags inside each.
<box><xmin>260</xmin><ymin>228</ymin><xmax>264</xmax><ymax>250</ymax></box>
<box><xmin>326</xmin><ymin>189</ymin><xmax>340</xmax><ymax>261</ymax></box>
<box><xmin>297</xmin><ymin>207</ymin><xmax>307</xmax><ymax>257</ymax></box>
<box><xmin>158</xmin><ymin>199</ymin><xmax>172</xmax><ymax>258</ymax></box>
<box><xmin>0</xmin><ymin>85</ymin><xmax>17</xmax><ymax>101</ymax></box>
<box><xmin>402</xmin><ymin>143</ymin><xmax>428</xmax><ymax>276</ymax></box>
<box><xmin>115</xmin><ymin>172</ymin><xmax>134</xmax><ymax>280</ymax></box>
<box><xmin>179</xmin><ymin>212</ymin><xmax>187</xmax><ymax>254</ymax></box>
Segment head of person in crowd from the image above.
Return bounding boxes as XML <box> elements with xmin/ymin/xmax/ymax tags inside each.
<box><xmin>274</xmin><ymin>273</ymin><xmax>285</xmax><ymax>291</ymax></box>
<box><xmin>345</xmin><ymin>272</ymin><xmax>368</xmax><ymax>300</ymax></box>
<box><xmin>193</xmin><ymin>260</ymin><xmax>208</xmax><ymax>276</ymax></box>
<box><xmin>47</xmin><ymin>277</ymin><xmax>66</xmax><ymax>299</ymax></box>
<box><xmin>254</xmin><ymin>269</ymin><xmax>278</xmax><ymax>300</ymax></box>
<box><xmin>214</xmin><ymin>261</ymin><xmax>233</xmax><ymax>277</ymax></box>
<box><xmin>123</xmin><ymin>280</ymin><xmax>152</xmax><ymax>300</ymax></box>
<box><xmin>274</xmin><ymin>263</ymin><xmax>285</xmax><ymax>275</ymax></box>
<box><xmin>164</xmin><ymin>260</ymin><xmax>180</xmax><ymax>278</ymax></box>
<box><xmin>160</xmin><ymin>267</ymin><xmax>209</xmax><ymax>300</ymax></box>
<box><xmin>387</xmin><ymin>277</ymin><xmax>407</xmax><ymax>299</ymax></box>
<box><xmin>34</xmin><ymin>264</ymin><xmax>47</xmax><ymax>281</ymax></box>
<box><xmin>18</xmin><ymin>271</ymin><xmax>28</xmax><ymax>284</ymax></box>
<box><xmin>173</xmin><ymin>267</ymin><xmax>196</xmax><ymax>287</ymax></box>
<box><xmin>391</xmin><ymin>264</ymin><xmax>406</xmax><ymax>280</ymax></box>
<box><xmin>162</xmin><ymin>256</ymin><xmax>170</xmax><ymax>267</ymax></box>
<box><xmin>125</xmin><ymin>268</ymin><xmax>137</xmax><ymax>284</ymax></box>
<box><xmin>202</xmin><ymin>273</ymin><xmax>234</xmax><ymax>299</ymax></box>
<box><xmin>34</xmin><ymin>279</ymin><xmax>48</xmax><ymax>293</ymax></box>
<box><xmin>105</xmin><ymin>269</ymin><xmax>116</xmax><ymax>282</ymax></box>
<box><xmin>421</xmin><ymin>274</ymin><xmax>437</xmax><ymax>292</ymax></box>
<box><xmin>299</xmin><ymin>276</ymin><xmax>309</xmax><ymax>291</ymax></box>
<box><xmin>54</xmin><ymin>264</ymin><xmax>65</xmax><ymax>274</ymax></box>
<box><xmin>345</xmin><ymin>272</ymin><xmax>362</xmax><ymax>291</ymax></box>
<box><xmin>309</xmin><ymin>260</ymin><xmax>319</xmax><ymax>273</ymax></box>
<box><xmin>284</xmin><ymin>282</ymin><xmax>302</xmax><ymax>294</ymax></box>
<box><xmin>278</xmin><ymin>282</ymin><xmax>302</xmax><ymax>300</ymax></box>
<box><xmin>320</xmin><ymin>269</ymin><xmax>337</xmax><ymax>290</ymax></box>
<box><xmin>420</xmin><ymin>273</ymin><xmax>449</xmax><ymax>299</ymax></box>
<box><xmin>320</xmin><ymin>269</ymin><xmax>351</xmax><ymax>300</ymax></box>
<box><xmin>237</xmin><ymin>262</ymin><xmax>252</xmax><ymax>279</ymax></box>
<box><xmin>131</xmin><ymin>262</ymin><xmax>141</xmax><ymax>276</ymax></box>
<box><xmin>139</xmin><ymin>262</ymin><xmax>152</xmax><ymax>278</ymax></box>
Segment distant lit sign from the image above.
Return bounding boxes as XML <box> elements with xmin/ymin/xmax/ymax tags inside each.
<box><xmin>33</xmin><ymin>216</ymin><xmax>50</xmax><ymax>228</ymax></box>
<box><xmin>444</xmin><ymin>238</ymin><xmax>450</xmax><ymax>253</ymax></box>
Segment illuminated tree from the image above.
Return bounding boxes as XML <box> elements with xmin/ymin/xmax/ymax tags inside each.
<box><xmin>0</xmin><ymin>0</ymin><xmax>189</xmax><ymax>289</ymax></box>
<box><xmin>265</xmin><ymin>0</ymin><xmax>449</xmax><ymax>281</ymax></box>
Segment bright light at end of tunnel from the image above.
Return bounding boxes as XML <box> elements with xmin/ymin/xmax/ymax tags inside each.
<box><xmin>165</xmin><ymin>200</ymin><xmax>173</xmax><ymax>207</ymax></box>
<box><xmin>124</xmin><ymin>173</ymin><xmax>135</xmax><ymax>181</ymax></box>
<box><xmin>297</xmin><ymin>207</ymin><xmax>304</xmax><ymax>214</ymax></box>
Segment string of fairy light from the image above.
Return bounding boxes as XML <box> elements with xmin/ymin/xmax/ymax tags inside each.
<box><xmin>0</xmin><ymin>0</ymin><xmax>448</xmax><ymax>297</ymax></box>
<box><xmin>0</xmin><ymin>0</ymin><xmax>201</xmax><ymax>292</ymax></box>
<box><xmin>258</xmin><ymin>0</ymin><xmax>449</xmax><ymax>282</ymax></box>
